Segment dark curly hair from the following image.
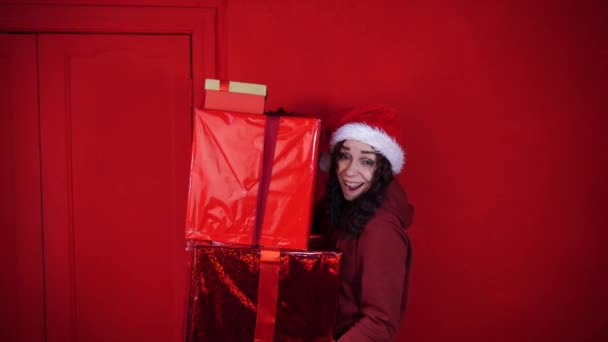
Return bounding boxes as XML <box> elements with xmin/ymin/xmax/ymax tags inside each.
<box><xmin>326</xmin><ymin>140</ymin><xmax>394</xmax><ymax>236</ymax></box>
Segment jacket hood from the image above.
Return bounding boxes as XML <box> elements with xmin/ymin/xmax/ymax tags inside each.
<box><xmin>383</xmin><ymin>180</ymin><xmax>414</xmax><ymax>230</ymax></box>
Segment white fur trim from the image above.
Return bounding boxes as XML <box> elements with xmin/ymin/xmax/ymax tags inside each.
<box><xmin>329</xmin><ymin>123</ymin><xmax>405</xmax><ymax>174</ymax></box>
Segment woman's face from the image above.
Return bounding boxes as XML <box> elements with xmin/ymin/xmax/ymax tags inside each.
<box><xmin>336</xmin><ymin>139</ymin><xmax>377</xmax><ymax>201</ymax></box>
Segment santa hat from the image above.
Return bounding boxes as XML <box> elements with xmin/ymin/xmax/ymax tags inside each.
<box><xmin>320</xmin><ymin>105</ymin><xmax>406</xmax><ymax>174</ymax></box>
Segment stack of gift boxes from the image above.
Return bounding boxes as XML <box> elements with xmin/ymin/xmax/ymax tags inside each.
<box><xmin>184</xmin><ymin>79</ymin><xmax>342</xmax><ymax>342</ymax></box>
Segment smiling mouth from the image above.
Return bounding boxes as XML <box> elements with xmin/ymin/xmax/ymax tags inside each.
<box><xmin>343</xmin><ymin>181</ymin><xmax>363</xmax><ymax>191</ymax></box>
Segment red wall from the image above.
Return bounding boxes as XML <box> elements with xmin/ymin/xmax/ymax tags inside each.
<box><xmin>224</xmin><ymin>1</ymin><xmax>607</xmax><ymax>341</ymax></box>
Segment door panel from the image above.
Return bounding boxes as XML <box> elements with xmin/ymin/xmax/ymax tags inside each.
<box><xmin>38</xmin><ymin>34</ymin><xmax>191</xmax><ymax>342</ymax></box>
<box><xmin>0</xmin><ymin>33</ymin><xmax>45</xmax><ymax>342</ymax></box>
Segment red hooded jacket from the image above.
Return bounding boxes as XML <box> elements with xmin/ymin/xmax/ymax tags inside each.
<box><xmin>315</xmin><ymin>180</ymin><xmax>413</xmax><ymax>341</ymax></box>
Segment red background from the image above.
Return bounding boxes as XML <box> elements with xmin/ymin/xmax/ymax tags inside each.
<box><xmin>1</xmin><ymin>0</ymin><xmax>607</xmax><ymax>341</ymax></box>
<box><xmin>224</xmin><ymin>1</ymin><xmax>607</xmax><ymax>341</ymax></box>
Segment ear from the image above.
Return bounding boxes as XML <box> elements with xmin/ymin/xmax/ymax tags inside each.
<box><xmin>319</xmin><ymin>153</ymin><xmax>331</xmax><ymax>173</ymax></box>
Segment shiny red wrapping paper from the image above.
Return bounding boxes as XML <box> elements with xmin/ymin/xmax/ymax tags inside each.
<box><xmin>186</xmin><ymin>245</ymin><xmax>342</xmax><ymax>342</ymax></box>
<box><xmin>185</xmin><ymin>108</ymin><xmax>321</xmax><ymax>250</ymax></box>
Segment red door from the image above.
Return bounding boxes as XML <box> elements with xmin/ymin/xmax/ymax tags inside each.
<box><xmin>38</xmin><ymin>34</ymin><xmax>192</xmax><ymax>342</ymax></box>
<box><xmin>0</xmin><ymin>33</ymin><xmax>45</xmax><ymax>342</ymax></box>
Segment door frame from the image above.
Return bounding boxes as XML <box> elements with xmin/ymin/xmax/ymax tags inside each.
<box><xmin>0</xmin><ymin>2</ymin><xmax>221</xmax><ymax>341</ymax></box>
<box><xmin>1</xmin><ymin>33</ymin><xmax>45</xmax><ymax>342</ymax></box>
<box><xmin>0</xmin><ymin>1</ymin><xmax>224</xmax><ymax>106</ymax></box>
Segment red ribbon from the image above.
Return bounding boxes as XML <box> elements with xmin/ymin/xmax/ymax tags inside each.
<box><xmin>253</xmin><ymin>114</ymin><xmax>280</xmax><ymax>245</ymax></box>
<box><xmin>252</xmin><ymin>114</ymin><xmax>282</xmax><ymax>341</ymax></box>
<box><xmin>254</xmin><ymin>249</ymin><xmax>281</xmax><ymax>341</ymax></box>
<box><xmin>219</xmin><ymin>79</ymin><xmax>229</xmax><ymax>92</ymax></box>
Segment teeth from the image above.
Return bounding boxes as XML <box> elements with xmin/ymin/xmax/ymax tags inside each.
<box><xmin>344</xmin><ymin>181</ymin><xmax>363</xmax><ymax>190</ymax></box>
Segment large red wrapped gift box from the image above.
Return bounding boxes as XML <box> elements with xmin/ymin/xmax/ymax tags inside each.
<box><xmin>185</xmin><ymin>107</ymin><xmax>321</xmax><ymax>250</ymax></box>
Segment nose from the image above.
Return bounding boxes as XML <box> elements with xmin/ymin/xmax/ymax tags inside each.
<box><xmin>344</xmin><ymin>160</ymin><xmax>359</xmax><ymax>176</ymax></box>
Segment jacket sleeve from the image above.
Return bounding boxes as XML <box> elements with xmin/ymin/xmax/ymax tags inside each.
<box><xmin>337</xmin><ymin>211</ymin><xmax>409</xmax><ymax>342</ymax></box>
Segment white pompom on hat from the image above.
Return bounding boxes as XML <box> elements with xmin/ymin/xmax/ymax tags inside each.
<box><xmin>320</xmin><ymin>105</ymin><xmax>406</xmax><ymax>174</ymax></box>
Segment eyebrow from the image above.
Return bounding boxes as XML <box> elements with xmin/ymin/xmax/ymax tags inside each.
<box><xmin>340</xmin><ymin>145</ymin><xmax>377</xmax><ymax>155</ymax></box>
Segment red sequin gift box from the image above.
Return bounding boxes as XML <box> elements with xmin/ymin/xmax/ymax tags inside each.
<box><xmin>185</xmin><ymin>244</ymin><xmax>342</xmax><ymax>342</ymax></box>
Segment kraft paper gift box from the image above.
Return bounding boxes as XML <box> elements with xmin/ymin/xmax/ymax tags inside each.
<box><xmin>203</xmin><ymin>78</ymin><xmax>267</xmax><ymax>114</ymax></box>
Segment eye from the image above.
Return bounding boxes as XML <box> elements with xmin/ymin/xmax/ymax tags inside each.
<box><xmin>338</xmin><ymin>152</ymin><xmax>351</xmax><ymax>160</ymax></box>
<box><xmin>361</xmin><ymin>159</ymin><xmax>375</xmax><ymax>166</ymax></box>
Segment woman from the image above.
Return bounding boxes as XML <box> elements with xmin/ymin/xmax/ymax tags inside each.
<box><xmin>314</xmin><ymin>105</ymin><xmax>414</xmax><ymax>341</ymax></box>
